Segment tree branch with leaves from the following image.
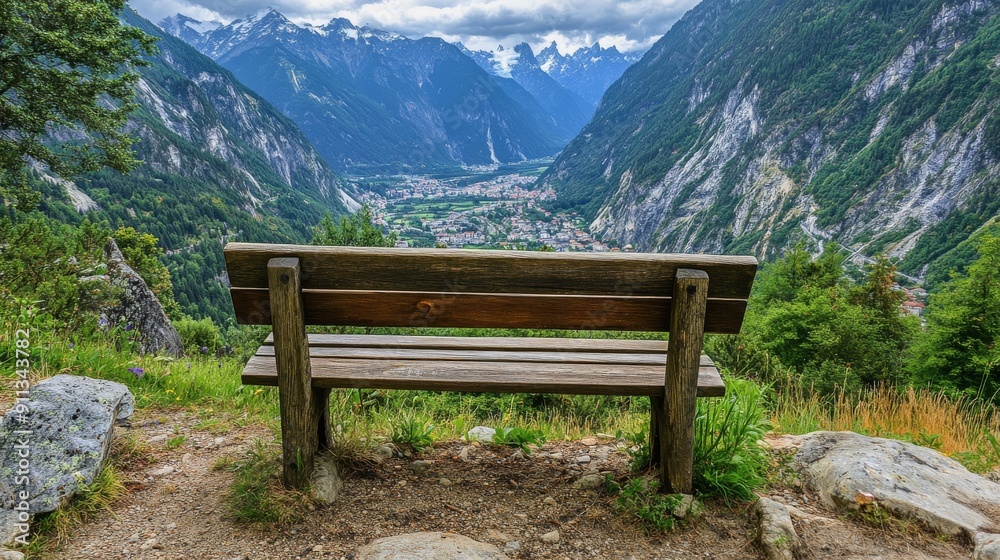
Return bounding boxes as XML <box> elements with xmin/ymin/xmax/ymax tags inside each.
<box><xmin>0</xmin><ymin>0</ymin><xmax>157</xmax><ymax>209</ymax></box>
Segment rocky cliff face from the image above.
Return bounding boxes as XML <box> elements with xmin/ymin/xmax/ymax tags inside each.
<box><xmin>125</xmin><ymin>9</ymin><xmax>342</xmax><ymax>209</ymax></box>
<box><xmin>541</xmin><ymin>0</ymin><xmax>1000</xmax><ymax>278</ymax></box>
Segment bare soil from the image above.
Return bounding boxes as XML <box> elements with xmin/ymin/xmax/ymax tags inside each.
<box><xmin>48</xmin><ymin>410</ymin><xmax>970</xmax><ymax>560</ymax></box>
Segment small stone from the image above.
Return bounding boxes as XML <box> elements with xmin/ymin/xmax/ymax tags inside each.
<box><xmin>466</xmin><ymin>426</ymin><xmax>496</xmax><ymax>443</ymax></box>
<box><xmin>403</xmin><ymin>450</ymin><xmax>413</xmax><ymax>458</ymax></box>
<box><xmin>0</xmin><ymin>550</ymin><xmax>25</xmax><ymax>560</ymax></box>
<box><xmin>140</xmin><ymin>539</ymin><xmax>157</xmax><ymax>551</ymax></box>
<box><xmin>374</xmin><ymin>445</ymin><xmax>394</xmax><ymax>461</ymax></box>
<box><xmin>149</xmin><ymin>466</ymin><xmax>175</xmax><ymax>477</ymax></box>
<box><xmin>312</xmin><ymin>544</ymin><xmax>325</xmax><ymax>552</ymax></box>
<box><xmin>504</xmin><ymin>541</ymin><xmax>521</xmax><ymax>553</ymax></box>
<box><xmin>755</xmin><ymin>497</ymin><xmax>798</xmax><ymax>560</ymax></box>
<box><xmin>574</xmin><ymin>474</ymin><xmax>604</xmax><ymax>490</ymax></box>
<box><xmin>127</xmin><ymin>533</ymin><xmax>140</xmax><ymax>543</ymax></box>
<box><xmin>148</xmin><ymin>434</ymin><xmax>169</xmax><ymax>443</ymax></box>
<box><xmin>575</xmin><ymin>455</ymin><xmax>592</xmax><ymax>464</ymax></box>
<box><xmin>164</xmin><ymin>522</ymin><xmax>177</xmax><ymax>531</ymax></box>
<box><xmin>181</xmin><ymin>453</ymin><xmax>193</xmax><ymax>463</ymax></box>
<box><xmin>548</xmin><ymin>452</ymin><xmax>563</xmax><ymax>460</ymax></box>
<box><xmin>580</xmin><ymin>437</ymin><xmax>598</xmax><ymax>446</ymax></box>
<box><xmin>540</xmin><ymin>530</ymin><xmax>560</xmax><ymax>544</ymax></box>
<box><xmin>409</xmin><ymin>460</ymin><xmax>432</xmax><ymax>474</ymax></box>
<box><xmin>671</xmin><ymin>494</ymin><xmax>700</xmax><ymax>518</ymax></box>
<box><xmin>459</xmin><ymin>446</ymin><xmax>472</xmax><ymax>462</ymax></box>
<box><xmin>398</xmin><ymin>480</ymin><xmax>407</xmax><ymax>486</ymax></box>
<box><xmin>486</xmin><ymin>529</ymin><xmax>513</xmax><ymax>542</ymax></box>
<box><xmin>511</xmin><ymin>449</ymin><xmax>526</xmax><ymax>460</ymax></box>
<box><xmin>543</xmin><ymin>497</ymin><xmax>557</xmax><ymax>506</ymax></box>
<box><xmin>439</xmin><ymin>478</ymin><xmax>453</xmax><ymax>487</ymax></box>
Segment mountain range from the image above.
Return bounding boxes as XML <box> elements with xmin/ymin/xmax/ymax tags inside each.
<box><xmin>39</xmin><ymin>8</ymin><xmax>348</xmax><ymax>322</ymax></box>
<box><xmin>160</xmin><ymin>10</ymin><xmax>644</xmax><ymax>171</ymax></box>
<box><xmin>540</xmin><ymin>0</ymin><xmax>1000</xmax><ymax>282</ymax></box>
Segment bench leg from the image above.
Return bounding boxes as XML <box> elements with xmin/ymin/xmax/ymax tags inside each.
<box><xmin>269</xmin><ymin>257</ymin><xmax>322</xmax><ymax>490</ymax></box>
<box><xmin>315</xmin><ymin>387</ymin><xmax>333</xmax><ymax>452</ymax></box>
<box><xmin>649</xmin><ymin>395</ymin><xmax>663</xmax><ymax>467</ymax></box>
<box><xmin>660</xmin><ymin>269</ymin><xmax>709</xmax><ymax>494</ymax></box>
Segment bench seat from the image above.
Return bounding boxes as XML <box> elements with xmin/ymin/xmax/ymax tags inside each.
<box><xmin>243</xmin><ymin>334</ymin><xmax>725</xmax><ymax>397</ymax></box>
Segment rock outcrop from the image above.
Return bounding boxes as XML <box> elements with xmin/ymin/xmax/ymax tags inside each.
<box><xmin>356</xmin><ymin>532</ymin><xmax>510</xmax><ymax>560</ymax></box>
<box><xmin>101</xmin><ymin>238</ymin><xmax>183</xmax><ymax>356</ymax></box>
<box><xmin>0</xmin><ymin>376</ymin><xmax>134</xmax><ymax>545</ymax></box>
<box><xmin>790</xmin><ymin>431</ymin><xmax>1000</xmax><ymax>538</ymax></box>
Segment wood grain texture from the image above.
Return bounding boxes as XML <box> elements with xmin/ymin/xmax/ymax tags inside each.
<box><xmin>661</xmin><ymin>269</ymin><xmax>710</xmax><ymax>495</ymax></box>
<box><xmin>225</xmin><ymin>243</ymin><xmax>757</xmax><ymax>298</ymax></box>
<box><xmin>230</xmin><ymin>289</ymin><xmax>748</xmax><ymax>333</ymax></box>
<box><xmin>242</xmin><ymin>356</ymin><xmax>726</xmax><ymax>397</ymax></box>
<box><xmin>256</xmin><ymin>346</ymin><xmax>716</xmax><ymax>367</ymax></box>
<box><xmin>268</xmin><ymin>258</ymin><xmax>323</xmax><ymax>490</ymax></box>
<box><xmin>264</xmin><ymin>334</ymin><xmax>671</xmax><ymax>353</ymax></box>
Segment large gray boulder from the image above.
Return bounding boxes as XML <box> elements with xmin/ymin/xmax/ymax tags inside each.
<box><xmin>791</xmin><ymin>431</ymin><xmax>1000</xmax><ymax>537</ymax></box>
<box><xmin>100</xmin><ymin>238</ymin><xmax>182</xmax><ymax>356</ymax></box>
<box><xmin>0</xmin><ymin>375</ymin><xmax>134</xmax><ymax>545</ymax></box>
<box><xmin>356</xmin><ymin>532</ymin><xmax>510</xmax><ymax>560</ymax></box>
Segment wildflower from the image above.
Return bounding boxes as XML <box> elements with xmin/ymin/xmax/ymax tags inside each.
<box><xmin>128</xmin><ymin>367</ymin><xmax>144</xmax><ymax>378</ymax></box>
<box><xmin>98</xmin><ymin>316</ymin><xmax>109</xmax><ymax>328</ymax></box>
<box><xmin>200</xmin><ymin>346</ymin><xmax>208</xmax><ymax>354</ymax></box>
<box><xmin>124</xmin><ymin>323</ymin><xmax>133</xmax><ymax>331</ymax></box>
<box><xmin>186</xmin><ymin>363</ymin><xmax>192</xmax><ymax>370</ymax></box>
<box><xmin>254</xmin><ymin>389</ymin><xmax>263</xmax><ymax>395</ymax></box>
<box><xmin>68</xmin><ymin>343</ymin><xmax>75</xmax><ymax>349</ymax></box>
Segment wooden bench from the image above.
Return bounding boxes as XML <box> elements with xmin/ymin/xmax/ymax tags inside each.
<box><xmin>224</xmin><ymin>243</ymin><xmax>757</xmax><ymax>495</ymax></box>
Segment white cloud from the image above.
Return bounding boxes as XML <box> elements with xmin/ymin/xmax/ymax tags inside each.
<box><xmin>128</xmin><ymin>0</ymin><xmax>698</xmax><ymax>54</ymax></box>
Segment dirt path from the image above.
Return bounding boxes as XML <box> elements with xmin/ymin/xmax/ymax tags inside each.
<box><xmin>47</xmin><ymin>410</ymin><xmax>970</xmax><ymax>559</ymax></box>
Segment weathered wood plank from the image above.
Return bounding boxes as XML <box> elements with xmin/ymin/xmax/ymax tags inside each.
<box><xmin>230</xmin><ymin>289</ymin><xmax>748</xmax><ymax>333</ymax></box>
<box><xmin>225</xmin><ymin>243</ymin><xmax>758</xmax><ymax>299</ymax></box>
<box><xmin>662</xmin><ymin>269</ymin><xmax>710</xmax><ymax>495</ymax></box>
<box><xmin>268</xmin><ymin>258</ymin><xmax>323</xmax><ymax>490</ymax></box>
<box><xmin>242</xmin><ymin>356</ymin><xmax>726</xmax><ymax>397</ymax></box>
<box><xmin>264</xmin><ymin>333</ymin><xmax>670</xmax><ymax>353</ymax></box>
<box><xmin>256</xmin><ymin>345</ymin><xmax>715</xmax><ymax>367</ymax></box>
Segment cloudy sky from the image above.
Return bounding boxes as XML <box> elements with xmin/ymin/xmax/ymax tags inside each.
<box><xmin>128</xmin><ymin>0</ymin><xmax>700</xmax><ymax>54</ymax></box>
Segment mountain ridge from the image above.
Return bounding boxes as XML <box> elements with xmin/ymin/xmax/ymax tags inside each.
<box><xmin>539</xmin><ymin>0</ymin><xmax>1000</xmax><ymax>279</ymax></box>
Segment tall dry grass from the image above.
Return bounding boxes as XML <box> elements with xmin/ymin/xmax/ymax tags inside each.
<box><xmin>773</xmin><ymin>384</ymin><xmax>1000</xmax><ymax>472</ymax></box>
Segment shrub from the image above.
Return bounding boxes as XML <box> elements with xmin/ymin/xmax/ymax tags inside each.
<box><xmin>175</xmin><ymin>316</ymin><xmax>221</xmax><ymax>354</ymax></box>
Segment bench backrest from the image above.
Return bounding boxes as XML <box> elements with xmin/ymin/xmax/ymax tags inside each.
<box><xmin>224</xmin><ymin>243</ymin><xmax>758</xmax><ymax>333</ymax></box>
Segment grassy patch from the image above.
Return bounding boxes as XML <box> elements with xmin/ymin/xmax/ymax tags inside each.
<box><xmin>224</xmin><ymin>439</ymin><xmax>314</xmax><ymax>524</ymax></box>
<box><xmin>772</xmin><ymin>384</ymin><xmax>1000</xmax><ymax>472</ymax></box>
<box><xmin>612</xmin><ymin>478</ymin><xmax>698</xmax><ymax>532</ymax></box>
<box><xmin>21</xmin><ymin>466</ymin><xmax>126</xmax><ymax>556</ymax></box>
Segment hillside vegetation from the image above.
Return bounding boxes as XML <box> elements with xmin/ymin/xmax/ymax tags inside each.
<box><xmin>541</xmin><ymin>0</ymin><xmax>1000</xmax><ymax>282</ymax></box>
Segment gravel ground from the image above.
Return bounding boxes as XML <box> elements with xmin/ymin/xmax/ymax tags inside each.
<box><xmin>45</xmin><ymin>409</ymin><xmax>971</xmax><ymax>560</ymax></box>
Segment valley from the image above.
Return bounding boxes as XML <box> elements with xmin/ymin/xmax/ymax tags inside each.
<box><xmin>352</xmin><ymin>161</ymin><xmax>612</xmax><ymax>251</ymax></box>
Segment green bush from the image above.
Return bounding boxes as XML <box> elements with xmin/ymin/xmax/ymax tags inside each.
<box><xmin>175</xmin><ymin>316</ymin><xmax>221</xmax><ymax>354</ymax></box>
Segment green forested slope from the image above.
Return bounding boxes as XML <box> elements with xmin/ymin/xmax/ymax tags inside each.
<box><xmin>541</xmin><ymin>0</ymin><xmax>1000</xmax><ymax>277</ymax></box>
<box><xmin>27</xmin><ymin>9</ymin><xmax>346</xmax><ymax>323</ymax></box>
